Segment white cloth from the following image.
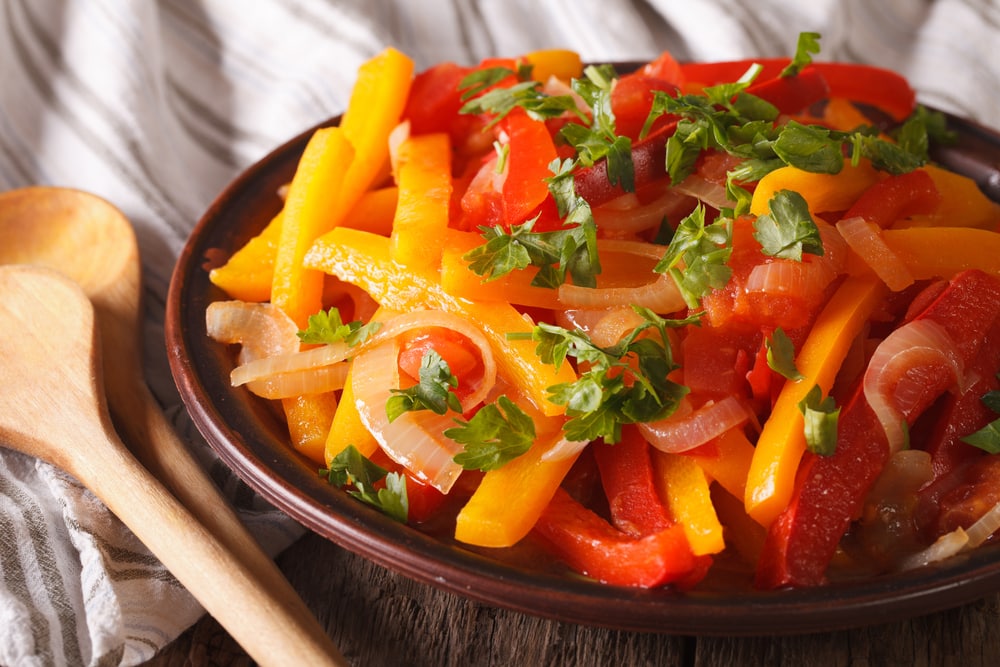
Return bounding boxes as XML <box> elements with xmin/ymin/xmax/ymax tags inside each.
<box><xmin>1</xmin><ymin>1</ymin><xmax>998</xmax><ymax>664</ymax></box>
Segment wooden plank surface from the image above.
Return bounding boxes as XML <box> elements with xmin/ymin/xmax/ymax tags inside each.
<box><xmin>148</xmin><ymin>531</ymin><xmax>1000</xmax><ymax>666</ymax></box>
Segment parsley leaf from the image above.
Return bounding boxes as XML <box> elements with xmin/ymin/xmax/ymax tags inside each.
<box><xmin>780</xmin><ymin>32</ymin><xmax>822</xmax><ymax>77</ymax></box>
<box><xmin>797</xmin><ymin>385</ymin><xmax>840</xmax><ymax>456</ymax></box>
<box><xmin>766</xmin><ymin>327</ymin><xmax>805</xmax><ymax>381</ymax></box>
<box><xmin>753</xmin><ymin>189</ymin><xmax>825</xmax><ymax>261</ymax></box>
<box><xmin>297</xmin><ymin>307</ymin><xmax>382</xmax><ymax>346</ymax></box>
<box><xmin>463</xmin><ymin>159</ymin><xmax>601</xmax><ymax>288</ymax></box>
<box><xmin>446</xmin><ymin>395</ymin><xmax>536</xmax><ymax>470</ymax></box>
<box><xmin>654</xmin><ymin>204</ymin><xmax>733</xmax><ymax>309</ymax></box>
<box><xmin>772</xmin><ymin>121</ymin><xmax>844</xmax><ymax>174</ymax></box>
<box><xmin>520</xmin><ymin>307</ymin><xmax>691</xmax><ymax>443</ymax></box>
<box><xmin>386</xmin><ymin>349</ymin><xmax>463</xmax><ymax>422</ymax></box>
<box><xmin>319</xmin><ymin>445</ymin><xmax>408</xmax><ymax>522</ymax></box>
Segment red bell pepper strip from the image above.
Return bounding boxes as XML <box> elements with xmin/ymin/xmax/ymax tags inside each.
<box><xmin>591</xmin><ymin>425</ymin><xmax>673</xmax><ymax>535</ymax></box>
<box><xmin>531</xmin><ymin>487</ymin><xmax>702</xmax><ymax>588</ymax></box>
<box><xmin>756</xmin><ymin>269</ymin><xmax>1000</xmax><ymax>588</ymax></box>
<box><xmin>810</xmin><ymin>62</ymin><xmax>916</xmax><ymax>122</ymax></box>
<box><xmin>842</xmin><ymin>169</ymin><xmax>941</xmax><ymax>229</ymax></box>
<box><xmin>497</xmin><ymin>108</ymin><xmax>559</xmax><ymax>228</ymax></box>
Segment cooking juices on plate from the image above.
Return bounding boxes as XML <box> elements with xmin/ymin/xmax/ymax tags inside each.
<box><xmin>204</xmin><ymin>33</ymin><xmax>1000</xmax><ymax>591</ymax></box>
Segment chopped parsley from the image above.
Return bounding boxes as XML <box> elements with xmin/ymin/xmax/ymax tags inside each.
<box><xmin>297</xmin><ymin>307</ymin><xmax>381</xmax><ymax>346</ymax></box>
<box><xmin>386</xmin><ymin>349</ymin><xmax>463</xmax><ymax>422</ymax></box>
<box><xmin>753</xmin><ymin>189</ymin><xmax>825</xmax><ymax>261</ymax></box>
<box><xmin>320</xmin><ymin>445</ymin><xmax>408</xmax><ymax>523</ymax></box>
<box><xmin>514</xmin><ymin>306</ymin><xmax>692</xmax><ymax>443</ymax></box>
<box><xmin>654</xmin><ymin>204</ymin><xmax>733</xmax><ymax>309</ymax></box>
<box><xmin>446</xmin><ymin>395</ymin><xmax>536</xmax><ymax>470</ymax></box>
<box><xmin>780</xmin><ymin>32</ymin><xmax>822</xmax><ymax>78</ymax></box>
<box><xmin>798</xmin><ymin>385</ymin><xmax>840</xmax><ymax>456</ymax></box>
<box><xmin>766</xmin><ymin>328</ymin><xmax>805</xmax><ymax>381</ymax></box>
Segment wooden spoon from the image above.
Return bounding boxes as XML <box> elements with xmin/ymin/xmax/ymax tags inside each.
<box><xmin>0</xmin><ymin>189</ymin><xmax>344</xmax><ymax>664</ymax></box>
<box><xmin>0</xmin><ymin>265</ymin><xmax>345</xmax><ymax>666</ymax></box>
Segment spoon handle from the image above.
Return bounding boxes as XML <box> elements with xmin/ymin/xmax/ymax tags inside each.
<box><xmin>71</xmin><ymin>412</ymin><xmax>348</xmax><ymax>666</ymax></box>
<box><xmin>103</xmin><ymin>373</ymin><xmax>345</xmax><ymax>662</ymax></box>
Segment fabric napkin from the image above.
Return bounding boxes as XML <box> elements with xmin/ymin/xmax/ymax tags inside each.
<box><xmin>1</xmin><ymin>1</ymin><xmax>998</xmax><ymax>664</ymax></box>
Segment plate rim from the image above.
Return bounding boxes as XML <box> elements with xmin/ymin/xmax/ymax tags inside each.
<box><xmin>165</xmin><ymin>99</ymin><xmax>1000</xmax><ymax>636</ymax></box>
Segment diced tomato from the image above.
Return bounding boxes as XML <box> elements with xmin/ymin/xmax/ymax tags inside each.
<box><xmin>641</xmin><ymin>51</ymin><xmax>684</xmax><ymax>87</ymax></box>
<box><xmin>397</xmin><ymin>327</ymin><xmax>483</xmax><ymax>404</ymax></box>
<box><xmin>843</xmin><ymin>169</ymin><xmax>941</xmax><ymax>229</ymax></box>
<box><xmin>681</xmin><ymin>324</ymin><xmax>758</xmax><ymax>400</ymax></box>
<box><xmin>403</xmin><ymin>62</ymin><xmax>472</xmax><ymax>137</ymax></box>
<box><xmin>497</xmin><ymin>109</ymin><xmax>559</xmax><ymax>227</ymax></box>
<box><xmin>610</xmin><ymin>73</ymin><xmax>679</xmax><ymax>141</ymax></box>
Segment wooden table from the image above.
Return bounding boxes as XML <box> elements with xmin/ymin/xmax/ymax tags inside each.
<box><xmin>149</xmin><ymin>530</ymin><xmax>1000</xmax><ymax>666</ymax></box>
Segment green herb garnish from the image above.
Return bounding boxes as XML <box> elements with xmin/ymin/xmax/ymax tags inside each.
<box><xmin>446</xmin><ymin>396</ymin><xmax>536</xmax><ymax>471</ymax></box>
<box><xmin>320</xmin><ymin>445</ymin><xmax>408</xmax><ymax>523</ymax></box>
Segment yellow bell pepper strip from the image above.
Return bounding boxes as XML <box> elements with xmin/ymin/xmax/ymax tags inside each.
<box><xmin>683</xmin><ymin>426</ymin><xmax>756</xmax><ymax>501</ymax></box>
<box><xmin>899</xmin><ymin>164</ymin><xmax>1000</xmax><ymax>230</ymax></box>
<box><xmin>323</xmin><ymin>363</ymin><xmax>379</xmax><ymax>465</ymax></box>
<box><xmin>209</xmin><ymin>210</ymin><xmax>283</xmax><ymax>302</ymax></box>
<box><xmin>271</xmin><ymin>127</ymin><xmax>354</xmax><ymax>329</ymax></box>
<box><xmin>390</xmin><ymin>133</ymin><xmax>452</xmax><ymax>270</ymax></box>
<box><xmin>332</xmin><ymin>47</ymin><xmax>414</xmax><ymax>225</ymax></box>
<box><xmin>454</xmin><ymin>432</ymin><xmax>578</xmax><ymax>547</ymax></box>
<box><xmin>303</xmin><ymin>227</ymin><xmax>576</xmax><ymax>415</ymax></box>
<box><xmin>651</xmin><ymin>449</ymin><xmax>725</xmax><ymax>556</ymax></box>
<box><xmin>745</xmin><ymin>275</ymin><xmax>887</xmax><ymax>527</ymax></box>
<box><xmin>342</xmin><ymin>186</ymin><xmax>398</xmax><ymax>236</ymax></box>
<box><xmin>842</xmin><ymin>227</ymin><xmax>1000</xmax><ymax>280</ymax></box>
<box><xmin>282</xmin><ymin>391</ymin><xmax>338</xmax><ymax>464</ymax></box>
<box><xmin>523</xmin><ymin>48</ymin><xmax>583</xmax><ymax>83</ymax></box>
<box><xmin>750</xmin><ymin>160</ymin><xmax>880</xmax><ymax>217</ymax></box>
<box><xmin>710</xmin><ymin>484</ymin><xmax>767</xmax><ymax>567</ymax></box>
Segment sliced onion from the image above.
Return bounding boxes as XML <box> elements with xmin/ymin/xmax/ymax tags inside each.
<box><xmin>248</xmin><ymin>364</ymin><xmax>350</xmax><ymax>400</ymax></box>
<box><xmin>639</xmin><ymin>396</ymin><xmax>750</xmax><ymax>453</ymax></box>
<box><xmin>863</xmin><ymin>318</ymin><xmax>964</xmax><ymax>454</ymax></box>
<box><xmin>899</xmin><ymin>528</ymin><xmax>970</xmax><ymax>571</ymax></box>
<box><xmin>965</xmin><ymin>499</ymin><xmax>1000</xmax><ymax>548</ymax></box>
<box><xmin>206</xmin><ymin>300</ymin><xmax>300</xmax><ymax>362</ymax></box>
<box><xmin>589</xmin><ymin>307</ymin><xmax>647</xmax><ymax>348</ymax></box>
<box><xmin>231</xmin><ymin>309</ymin><xmax>497</xmax><ymax>410</ymax></box>
<box><xmin>672</xmin><ymin>173</ymin><xmax>732</xmax><ymax>210</ymax></box>
<box><xmin>744</xmin><ymin>257</ymin><xmax>837</xmax><ymax>300</ymax></box>
<box><xmin>558</xmin><ymin>239</ymin><xmax>685</xmax><ymax>313</ymax></box>
<box><xmin>836</xmin><ymin>215</ymin><xmax>914</xmax><ymax>291</ymax></box>
<box><xmin>592</xmin><ymin>188</ymin><xmax>695</xmax><ymax>235</ymax></box>
<box><xmin>351</xmin><ymin>339</ymin><xmax>465</xmax><ymax>493</ymax></box>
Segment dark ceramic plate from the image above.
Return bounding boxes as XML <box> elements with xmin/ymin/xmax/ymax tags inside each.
<box><xmin>166</xmin><ymin>104</ymin><xmax>1000</xmax><ymax>636</ymax></box>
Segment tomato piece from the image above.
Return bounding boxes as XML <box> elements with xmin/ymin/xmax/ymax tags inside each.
<box><xmin>403</xmin><ymin>62</ymin><xmax>472</xmax><ymax>136</ymax></box>
<box><xmin>640</xmin><ymin>50</ymin><xmax>684</xmax><ymax>86</ymax></box>
<box><xmin>843</xmin><ymin>169</ymin><xmax>941</xmax><ymax>228</ymax></box>
<box><xmin>611</xmin><ymin>73</ymin><xmax>679</xmax><ymax>141</ymax></box>
<box><xmin>532</xmin><ymin>487</ymin><xmax>704</xmax><ymax>588</ymax></box>
<box><xmin>681</xmin><ymin>324</ymin><xmax>758</xmax><ymax>400</ymax></box>
<box><xmin>497</xmin><ymin>108</ymin><xmax>559</xmax><ymax>227</ymax></box>
<box><xmin>397</xmin><ymin>327</ymin><xmax>483</xmax><ymax>403</ymax></box>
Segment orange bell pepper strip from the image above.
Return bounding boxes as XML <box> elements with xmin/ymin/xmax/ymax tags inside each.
<box><xmin>343</xmin><ymin>186</ymin><xmax>398</xmax><ymax>236</ymax></box>
<box><xmin>440</xmin><ymin>228</ymin><xmax>558</xmax><ymax>307</ymax></box>
<box><xmin>750</xmin><ymin>160</ymin><xmax>880</xmax><ymax>218</ymax></box>
<box><xmin>304</xmin><ymin>227</ymin><xmax>576</xmax><ymax>415</ymax></box>
<box><xmin>744</xmin><ymin>275</ymin><xmax>887</xmax><ymax>527</ymax></box>
<box><xmin>899</xmin><ymin>164</ymin><xmax>1000</xmax><ymax>230</ymax></box>
<box><xmin>282</xmin><ymin>392</ymin><xmax>338</xmax><ymax>464</ymax></box>
<box><xmin>454</xmin><ymin>432</ymin><xmax>578</xmax><ymax>547</ymax></box>
<box><xmin>323</xmin><ymin>363</ymin><xmax>379</xmax><ymax>465</ymax></box>
<box><xmin>390</xmin><ymin>133</ymin><xmax>452</xmax><ymax>270</ymax></box>
<box><xmin>846</xmin><ymin>227</ymin><xmax>1000</xmax><ymax>280</ymax></box>
<box><xmin>651</xmin><ymin>449</ymin><xmax>725</xmax><ymax>556</ymax></box>
<box><xmin>333</xmin><ymin>47</ymin><xmax>414</xmax><ymax>224</ymax></box>
<box><xmin>209</xmin><ymin>210</ymin><xmax>283</xmax><ymax>302</ymax></box>
<box><xmin>523</xmin><ymin>48</ymin><xmax>583</xmax><ymax>83</ymax></box>
<box><xmin>682</xmin><ymin>426</ymin><xmax>755</xmax><ymax>502</ymax></box>
<box><xmin>272</xmin><ymin>127</ymin><xmax>355</xmax><ymax>329</ymax></box>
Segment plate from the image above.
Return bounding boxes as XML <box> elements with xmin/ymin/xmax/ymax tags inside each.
<box><xmin>165</xmin><ymin>104</ymin><xmax>1000</xmax><ymax>635</ymax></box>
